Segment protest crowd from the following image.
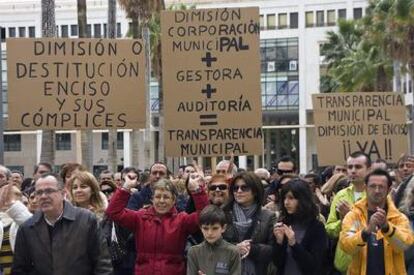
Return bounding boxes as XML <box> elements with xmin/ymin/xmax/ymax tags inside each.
<box><xmin>0</xmin><ymin>152</ymin><xmax>414</xmax><ymax>275</ymax></box>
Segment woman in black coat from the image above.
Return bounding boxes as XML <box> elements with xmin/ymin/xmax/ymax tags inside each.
<box><xmin>222</xmin><ymin>172</ymin><xmax>276</xmax><ymax>275</ymax></box>
<box><xmin>272</xmin><ymin>178</ymin><xmax>328</xmax><ymax>275</ymax></box>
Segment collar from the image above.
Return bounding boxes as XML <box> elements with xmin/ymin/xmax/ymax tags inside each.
<box><xmin>31</xmin><ymin>201</ymin><xmax>77</xmax><ymax>226</ymax></box>
<box><xmin>204</xmin><ymin>237</ymin><xmax>224</xmax><ymax>248</ymax></box>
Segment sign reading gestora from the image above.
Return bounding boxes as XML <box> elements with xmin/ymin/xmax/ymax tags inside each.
<box><xmin>7</xmin><ymin>38</ymin><xmax>146</xmax><ymax>130</ymax></box>
<box><xmin>161</xmin><ymin>7</ymin><xmax>263</xmax><ymax>157</ymax></box>
<box><xmin>312</xmin><ymin>92</ymin><xmax>408</xmax><ymax>166</ymax></box>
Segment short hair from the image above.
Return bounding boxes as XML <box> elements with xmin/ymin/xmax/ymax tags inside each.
<box><xmin>231</xmin><ymin>172</ymin><xmax>264</xmax><ymax>205</ymax></box>
<box><xmin>216</xmin><ymin>160</ymin><xmax>238</xmax><ymax>175</ymax></box>
<box><xmin>121</xmin><ymin>167</ymin><xmax>140</xmax><ymax>180</ymax></box>
<box><xmin>397</xmin><ymin>154</ymin><xmax>411</xmax><ymax>166</ymax></box>
<box><xmin>34</xmin><ymin>162</ymin><xmax>52</xmax><ymax>174</ymax></box>
<box><xmin>365</xmin><ymin>168</ymin><xmax>393</xmax><ymax>188</ymax></box>
<box><xmin>11</xmin><ymin>170</ymin><xmax>24</xmax><ymax>178</ymax></box>
<box><xmin>149</xmin><ymin>162</ymin><xmax>169</xmax><ymax>176</ymax></box>
<box><xmin>36</xmin><ymin>173</ymin><xmax>65</xmax><ymax>190</ymax></box>
<box><xmin>276</xmin><ymin>156</ymin><xmax>296</xmax><ymax>171</ymax></box>
<box><xmin>199</xmin><ymin>205</ymin><xmax>227</xmax><ymax>226</ymax></box>
<box><xmin>153</xmin><ymin>178</ymin><xmax>178</xmax><ymax>198</ymax></box>
<box><xmin>304</xmin><ymin>173</ymin><xmax>321</xmax><ymax>186</ymax></box>
<box><xmin>349</xmin><ymin>151</ymin><xmax>371</xmax><ymax>167</ymax></box>
<box><xmin>254</xmin><ymin>168</ymin><xmax>270</xmax><ymax>180</ymax></box>
<box><xmin>0</xmin><ymin>165</ymin><xmax>12</xmax><ymax>179</ymax></box>
<box><xmin>60</xmin><ymin>162</ymin><xmax>87</xmax><ymax>183</ymax></box>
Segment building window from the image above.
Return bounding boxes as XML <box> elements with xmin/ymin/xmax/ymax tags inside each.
<box><xmin>103</xmin><ymin>23</ymin><xmax>107</xmax><ymax>37</ymax></box>
<box><xmin>260</xmin><ymin>15</ymin><xmax>264</xmax><ymax>30</ymax></box>
<box><xmin>316</xmin><ymin>11</ymin><xmax>325</xmax><ymax>27</ymax></box>
<box><xmin>260</xmin><ymin>38</ymin><xmax>299</xmax><ymax>110</ymax></box>
<box><xmin>4</xmin><ymin>134</ymin><xmax>21</xmax><ymax>151</ymax></box>
<box><xmin>290</xmin><ymin>12</ymin><xmax>298</xmax><ymax>29</ymax></box>
<box><xmin>338</xmin><ymin>9</ymin><xmax>346</xmax><ymax>19</ymax></box>
<box><xmin>87</xmin><ymin>24</ymin><xmax>92</xmax><ymax>37</ymax></box>
<box><xmin>18</xmin><ymin>27</ymin><xmax>26</xmax><ymax>37</ymax></box>
<box><xmin>278</xmin><ymin>13</ymin><xmax>287</xmax><ymax>29</ymax></box>
<box><xmin>28</xmin><ymin>26</ymin><xmax>35</xmax><ymax>37</ymax></box>
<box><xmin>1</xmin><ymin>28</ymin><xmax>5</xmax><ymax>42</ymax></box>
<box><xmin>117</xmin><ymin>23</ymin><xmax>121</xmax><ymax>37</ymax></box>
<box><xmin>71</xmin><ymin>24</ymin><xmax>78</xmax><ymax>36</ymax></box>
<box><xmin>56</xmin><ymin>133</ymin><xmax>71</xmax><ymax>150</ymax></box>
<box><xmin>61</xmin><ymin>25</ymin><xmax>68</xmax><ymax>37</ymax></box>
<box><xmin>101</xmin><ymin>132</ymin><xmax>124</xmax><ymax>150</ymax></box>
<box><xmin>305</xmin><ymin>11</ymin><xmax>314</xmax><ymax>27</ymax></box>
<box><xmin>94</xmin><ymin>24</ymin><xmax>101</xmax><ymax>38</ymax></box>
<box><xmin>353</xmin><ymin>8</ymin><xmax>363</xmax><ymax>19</ymax></box>
<box><xmin>267</xmin><ymin>14</ymin><xmax>276</xmax><ymax>30</ymax></box>
<box><xmin>327</xmin><ymin>10</ymin><xmax>336</xmax><ymax>26</ymax></box>
<box><xmin>8</xmin><ymin>27</ymin><xmax>16</xmax><ymax>37</ymax></box>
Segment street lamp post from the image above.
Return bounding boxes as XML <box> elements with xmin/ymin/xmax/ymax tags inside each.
<box><xmin>0</xmin><ymin>26</ymin><xmax>5</xmax><ymax>164</ymax></box>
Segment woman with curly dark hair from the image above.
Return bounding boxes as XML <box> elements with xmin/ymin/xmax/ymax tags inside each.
<box><xmin>272</xmin><ymin>178</ymin><xmax>328</xmax><ymax>275</ymax></box>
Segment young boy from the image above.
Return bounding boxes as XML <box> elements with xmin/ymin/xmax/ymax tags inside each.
<box><xmin>187</xmin><ymin>205</ymin><xmax>241</xmax><ymax>275</ymax></box>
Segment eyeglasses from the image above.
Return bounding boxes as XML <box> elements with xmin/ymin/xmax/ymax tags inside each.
<box><xmin>208</xmin><ymin>184</ymin><xmax>228</xmax><ymax>191</ymax></box>
<box><xmin>102</xmin><ymin>189</ymin><xmax>114</xmax><ymax>195</ymax></box>
<box><xmin>34</xmin><ymin>188</ymin><xmax>60</xmax><ymax>197</ymax></box>
<box><xmin>232</xmin><ymin>185</ymin><xmax>251</xmax><ymax>193</ymax></box>
<box><xmin>277</xmin><ymin>169</ymin><xmax>294</xmax><ymax>175</ymax></box>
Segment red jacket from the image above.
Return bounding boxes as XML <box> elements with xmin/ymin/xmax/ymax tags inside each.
<box><xmin>106</xmin><ymin>188</ymin><xmax>208</xmax><ymax>275</ymax></box>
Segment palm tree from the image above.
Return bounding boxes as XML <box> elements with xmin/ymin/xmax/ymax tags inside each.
<box><xmin>77</xmin><ymin>0</ymin><xmax>94</xmax><ymax>171</ymax></box>
<box><xmin>40</xmin><ymin>0</ymin><xmax>56</xmax><ymax>165</ymax></box>
<box><xmin>117</xmin><ymin>0</ymin><xmax>165</xmax><ymax>168</ymax></box>
<box><xmin>107</xmin><ymin>0</ymin><xmax>118</xmax><ymax>173</ymax></box>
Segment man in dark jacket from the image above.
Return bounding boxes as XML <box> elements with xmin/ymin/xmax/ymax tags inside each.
<box><xmin>11</xmin><ymin>173</ymin><xmax>112</xmax><ymax>275</ymax></box>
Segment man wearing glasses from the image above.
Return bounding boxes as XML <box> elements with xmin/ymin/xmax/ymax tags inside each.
<box><xmin>207</xmin><ymin>174</ymin><xmax>230</xmax><ymax>207</ymax></box>
<box><xmin>12</xmin><ymin>173</ymin><xmax>112</xmax><ymax>275</ymax></box>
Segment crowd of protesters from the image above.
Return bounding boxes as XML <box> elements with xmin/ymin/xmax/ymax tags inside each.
<box><xmin>0</xmin><ymin>152</ymin><xmax>414</xmax><ymax>274</ymax></box>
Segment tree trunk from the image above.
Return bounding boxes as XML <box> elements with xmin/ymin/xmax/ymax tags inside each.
<box><xmin>77</xmin><ymin>0</ymin><xmax>93</xmax><ymax>171</ymax></box>
<box><xmin>40</xmin><ymin>0</ymin><xmax>56</xmax><ymax>165</ymax></box>
<box><xmin>107</xmin><ymin>0</ymin><xmax>118</xmax><ymax>173</ymax></box>
<box><xmin>130</xmin><ymin>16</ymin><xmax>142</xmax><ymax>168</ymax></box>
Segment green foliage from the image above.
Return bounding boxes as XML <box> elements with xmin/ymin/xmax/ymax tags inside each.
<box><xmin>321</xmin><ymin>0</ymin><xmax>414</xmax><ymax>92</ymax></box>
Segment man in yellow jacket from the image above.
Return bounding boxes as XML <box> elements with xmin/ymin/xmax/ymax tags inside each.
<box><xmin>339</xmin><ymin>169</ymin><xmax>414</xmax><ymax>275</ymax></box>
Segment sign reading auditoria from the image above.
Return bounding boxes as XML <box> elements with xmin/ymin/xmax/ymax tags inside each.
<box><xmin>7</xmin><ymin>38</ymin><xmax>146</xmax><ymax>130</ymax></box>
<box><xmin>312</xmin><ymin>92</ymin><xmax>408</xmax><ymax>165</ymax></box>
<box><xmin>161</xmin><ymin>7</ymin><xmax>263</xmax><ymax>157</ymax></box>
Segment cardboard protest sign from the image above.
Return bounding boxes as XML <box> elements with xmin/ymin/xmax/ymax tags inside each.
<box><xmin>312</xmin><ymin>92</ymin><xmax>408</xmax><ymax>165</ymax></box>
<box><xmin>7</xmin><ymin>38</ymin><xmax>146</xmax><ymax>129</ymax></box>
<box><xmin>161</xmin><ymin>7</ymin><xmax>263</xmax><ymax>157</ymax></box>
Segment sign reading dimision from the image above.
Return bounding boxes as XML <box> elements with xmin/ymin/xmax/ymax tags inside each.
<box><xmin>312</xmin><ymin>92</ymin><xmax>408</xmax><ymax>165</ymax></box>
<box><xmin>161</xmin><ymin>7</ymin><xmax>263</xmax><ymax>157</ymax></box>
<box><xmin>7</xmin><ymin>38</ymin><xmax>146</xmax><ymax>129</ymax></box>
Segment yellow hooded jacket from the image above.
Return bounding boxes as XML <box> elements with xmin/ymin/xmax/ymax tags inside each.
<box><xmin>339</xmin><ymin>196</ymin><xmax>414</xmax><ymax>275</ymax></box>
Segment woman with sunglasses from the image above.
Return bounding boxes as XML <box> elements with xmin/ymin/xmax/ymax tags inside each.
<box><xmin>272</xmin><ymin>179</ymin><xmax>328</xmax><ymax>275</ymax></box>
<box><xmin>222</xmin><ymin>172</ymin><xmax>276</xmax><ymax>275</ymax></box>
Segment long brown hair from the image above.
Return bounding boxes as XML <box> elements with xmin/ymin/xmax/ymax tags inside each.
<box><xmin>68</xmin><ymin>171</ymin><xmax>105</xmax><ymax>215</ymax></box>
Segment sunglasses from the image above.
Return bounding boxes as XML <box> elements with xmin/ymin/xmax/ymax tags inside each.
<box><xmin>102</xmin><ymin>189</ymin><xmax>114</xmax><ymax>195</ymax></box>
<box><xmin>277</xmin><ymin>169</ymin><xmax>294</xmax><ymax>175</ymax></box>
<box><xmin>232</xmin><ymin>185</ymin><xmax>251</xmax><ymax>192</ymax></box>
<box><xmin>208</xmin><ymin>184</ymin><xmax>228</xmax><ymax>191</ymax></box>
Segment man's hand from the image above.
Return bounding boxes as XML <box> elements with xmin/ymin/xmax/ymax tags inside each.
<box><xmin>337</xmin><ymin>200</ymin><xmax>351</xmax><ymax>219</ymax></box>
<box><xmin>367</xmin><ymin>207</ymin><xmax>387</xmax><ymax>233</ymax></box>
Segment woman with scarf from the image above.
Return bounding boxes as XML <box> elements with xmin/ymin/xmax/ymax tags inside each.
<box><xmin>222</xmin><ymin>172</ymin><xmax>276</xmax><ymax>275</ymax></box>
<box><xmin>272</xmin><ymin>179</ymin><xmax>328</xmax><ymax>275</ymax></box>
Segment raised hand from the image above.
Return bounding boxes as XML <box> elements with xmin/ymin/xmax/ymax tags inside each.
<box><xmin>283</xmin><ymin>224</ymin><xmax>296</xmax><ymax>246</ymax></box>
<box><xmin>122</xmin><ymin>173</ymin><xmax>139</xmax><ymax>190</ymax></box>
<box><xmin>337</xmin><ymin>200</ymin><xmax>351</xmax><ymax>219</ymax></box>
<box><xmin>0</xmin><ymin>183</ymin><xmax>19</xmax><ymax>211</ymax></box>
<box><xmin>188</xmin><ymin>172</ymin><xmax>205</xmax><ymax>193</ymax></box>
<box><xmin>273</xmin><ymin>222</ymin><xmax>285</xmax><ymax>244</ymax></box>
